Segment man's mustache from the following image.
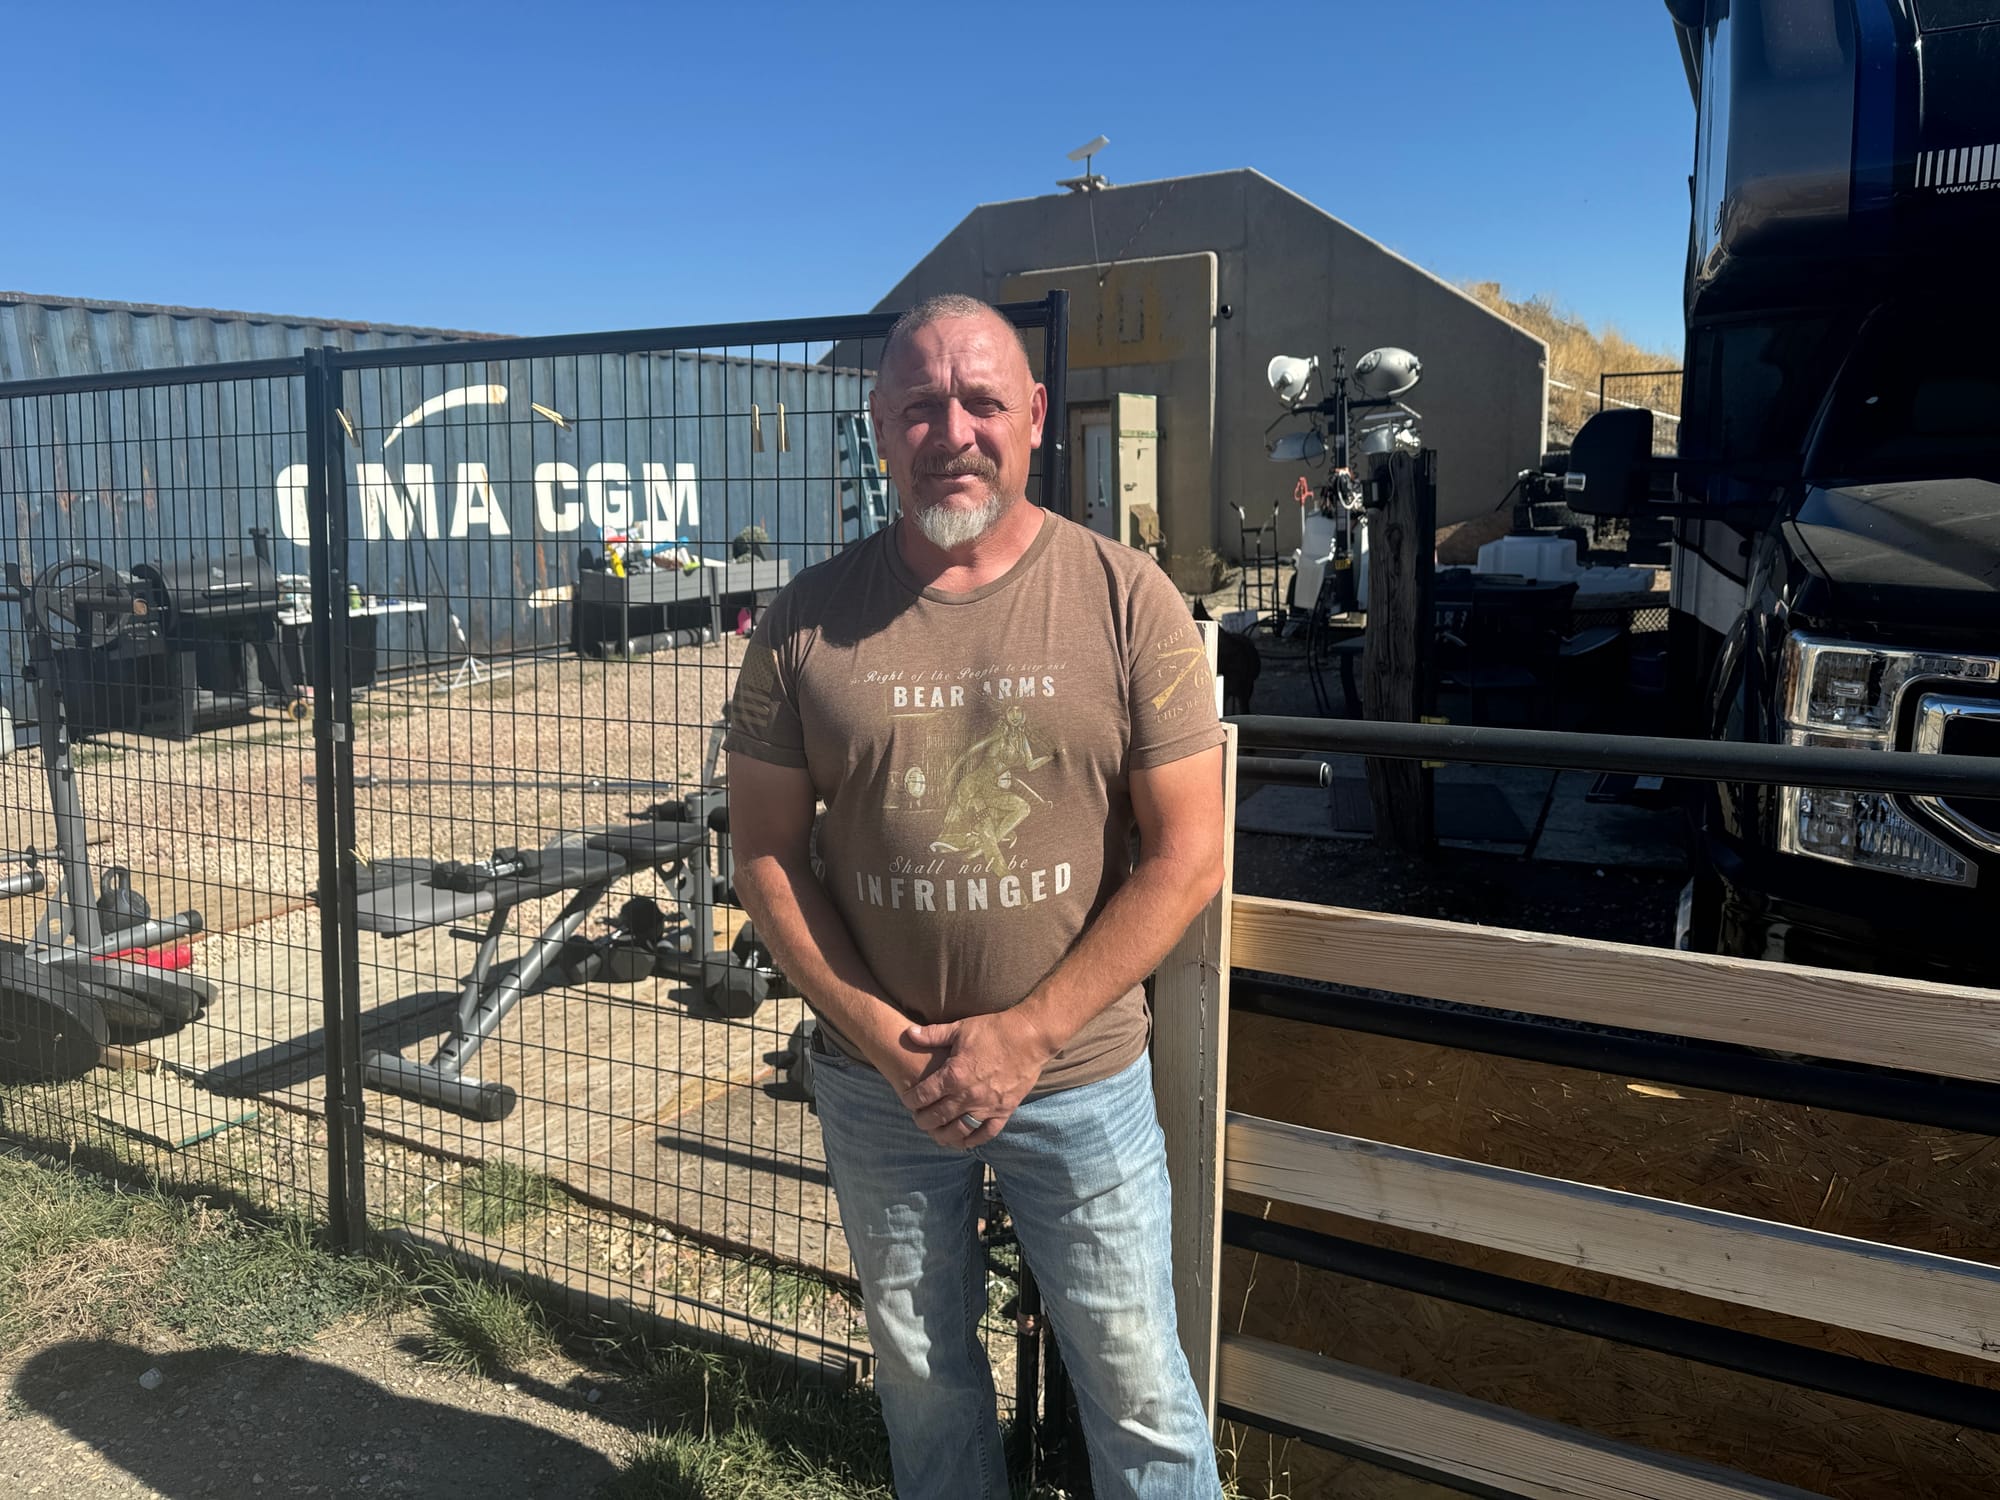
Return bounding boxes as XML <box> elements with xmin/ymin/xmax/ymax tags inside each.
<box><xmin>914</xmin><ymin>454</ymin><xmax>1000</xmax><ymax>481</ymax></box>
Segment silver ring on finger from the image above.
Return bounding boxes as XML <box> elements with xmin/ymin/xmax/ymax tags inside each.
<box><xmin>961</xmin><ymin>1114</ymin><xmax>984</xmax><ymax>1131</ymax></box>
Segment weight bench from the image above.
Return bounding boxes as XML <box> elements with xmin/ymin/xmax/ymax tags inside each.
<box><xmin>354</xmin><ymin>796</ymin><xmax>778</xmax><ymax>1122</ymax></box>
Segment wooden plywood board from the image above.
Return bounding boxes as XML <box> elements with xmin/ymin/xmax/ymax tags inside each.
<box><xmin>1226</xmin><ymin>1111</ymin><xmax>2000</xmax><ymax>1365</ymax></box>
<box><xmin>150</xmin><ymin>919</ymin><xmax>848</xmax><ymax>1277</ymax></box>
<box><xmin>1217</xmin><ymin>1335</ymin><xmax>1833</xmax><ymax>1500</ymax></box>
<box><xmin>1231</xmin><ymin>896</ymin><xmax>2000</xmax><ymax>1084</ymax></box>
<box><xmin>95</xmin><ymin>1070</ymin><xmax>259</xmax><ymax>1150</ymax></box>
<box><xmin>378</xmin><ymin>1222</ymin><xmax>862</xmax><ymax>1382</ymax></box>
<box><xmin>1220</xmin><ymin>1008</ymin><xmax>2000</xmax><ymax>1495</ymax></box>
<box><xmin>0</xmin><ymin>863</ymin><xmax>301</xmax><ymax>945</ymax></box>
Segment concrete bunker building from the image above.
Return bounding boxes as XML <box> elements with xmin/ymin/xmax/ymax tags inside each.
<box><xmin>868</xmin><ymin>168</ymin><xmax>1550</xmax><ymax>590</ymax></box>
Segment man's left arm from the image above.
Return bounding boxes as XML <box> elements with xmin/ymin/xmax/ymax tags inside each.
<box><xmin>899</xmin><ymin>742</ymin><xmax>1226</xmax><ymax>1145</ymax></box>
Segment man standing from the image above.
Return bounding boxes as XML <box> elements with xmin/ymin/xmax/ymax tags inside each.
<box><xmin>726</xmin><ymin>293</ymin><xmax>1225</xmax><ymax>1500</ymax></box>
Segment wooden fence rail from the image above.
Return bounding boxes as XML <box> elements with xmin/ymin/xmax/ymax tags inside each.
<box><xmin>1225</xmin><ymin>1111</ymin><xmax>2000</xmax><ymax>1364</ymax></box>
<box><xmin>1230</xmin><ymin>895</ymin><xmax>2000</xmax><ymax>1085</ymax></box>
<box><xmin>1217</xmin><ymin>1335</ymin><xmax>1827</xmax><ymax>1500</ymax></box>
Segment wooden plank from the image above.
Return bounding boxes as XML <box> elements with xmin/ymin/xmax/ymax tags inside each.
<box><xmin>1216</xmin><ymin>1334</ymin><xmax>1832</xmax><ymax>1500</ymax></box>
<box><xmin>0</xmin><ymin>861</ymin><xmax>299</xmax><ymax>945</ymax></box>
<box><xmin>1153</xmin><ymin>719</ymin><xmax>1235</xmax><ymax>1424</ymax></box>
<box><xmin>378</xmin><ymin>1222</ymin><xmax>861</xmax><ymax>1383</ymax></box>
<box><xmin>1230</xmin><ymin>895</ymin><xmax>2000</xmax><ymax>1084</ymax></box>
<box><xmin>1227</xmin><ymin>1111</ymin><xmax>2000</xmax><ymax>1364</ymax></box>
<box><xmin>155</xmin><ymin>917</ymin><xmax>852</xmax><ymax>1278</ymax></box>
<box><xmin>1361</xmin><ymin>449</ymin><xmax>1434</xmax><ymax>853</ymax></box>
<box><xmin>95</xmin><ymin>1071</ymin><xmax>259</xmax><ymax>1150</ymax></box>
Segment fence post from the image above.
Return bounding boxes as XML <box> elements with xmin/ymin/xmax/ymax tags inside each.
<box><xmin>1039</xmin><ymin>288</ymin><xmax>1070</xmax><ymax>513</ymax></box>
<box><xmin>305</xmin><ymin>346</ymin><xmax>368</xmax><ymax>1251</ymax></box>
<box><xmin>1362</xmin><ymin>449</ymin><xmax>1436</xmax><ymax>853</ymax></box>
<box><xmin>1154</xmin><ymin>633</ymin><xmax>1235</xmax><ymax>1422</ymax></box>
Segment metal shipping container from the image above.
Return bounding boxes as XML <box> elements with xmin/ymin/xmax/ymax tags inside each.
<box><xmin>0</xmin><ymin>292</ymin><xmax>876</xmax><ymax>677</ymax></box>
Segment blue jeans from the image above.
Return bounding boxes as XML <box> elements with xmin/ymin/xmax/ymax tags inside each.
<box><xmin>813</xmin><ymin>1046</ymin><xmax>1222</xmax><ymax>1500</ymax></box>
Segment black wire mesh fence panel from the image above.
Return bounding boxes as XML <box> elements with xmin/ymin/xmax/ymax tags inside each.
<box><xmin>0</xmin><ymin>366</ymin><xmax>332</xmax><ymax>1227</ymax></box>
<box><xmin>0</xmin><ymin>299</ymin><xmax>1074</xmax><ymax>1448</ymax></box>
<box><xmin>1598</xmin><ymin>369</ymin><xmax>1683</xmax><ymax>455</ymax></box>
<box><xmin>324</xmin><ymin>305</ymin><xmax>1065</xmax><ymax>1409</ymax></box>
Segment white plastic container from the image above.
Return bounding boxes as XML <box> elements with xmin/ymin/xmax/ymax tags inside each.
<box><xmin>1475</xmin><ymin>534</ymin><xmax>1580</xmax><ymax>583</ymax></box>
<box><xmin>1292</xmin><ymin>512</ymin><xmax>1369</xmax><ymax>614</ymax></box>
<box><xmin>1293</xmin><ymin>510</ymin><xmax>1340</xmax><ymax>611</ymax></box>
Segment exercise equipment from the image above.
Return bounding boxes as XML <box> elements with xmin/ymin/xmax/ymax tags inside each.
<box><xmin>354</xmin><ymin>723</ymin><xmax>789</xmax><ymax>1122</ymax></box>
<box><xmin>0</xmin><ymin>560</ymin><xmax>217</xmax><ymax>1083</ymax></box>
<box><xmin>51</xmin><ymin>540</ymin><xmax>304</xmax><ymax>741</ymax></box>
<box><xmin>774</xmin><ymin>1013</ymin><xmax>820</xmax><ymax>1107</ymax></box>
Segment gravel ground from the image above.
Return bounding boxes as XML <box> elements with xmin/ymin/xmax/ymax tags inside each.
<box><xmin>0</xmin><ymin>640</ymin><xmax>751</xmax><ymax>907</ymax></box>
<box><xmin>2</xmin><ymin>1315</ymin><xmax>633</xmax><ymax>1499</ymax></box>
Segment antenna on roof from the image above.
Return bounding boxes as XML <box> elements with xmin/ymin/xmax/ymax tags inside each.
<box><xmin>1058</xmin><ymin>135</ymin><xmax>1110</xmax><ymax>193</ymax></box>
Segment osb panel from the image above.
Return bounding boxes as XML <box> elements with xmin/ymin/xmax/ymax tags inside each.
<box><xmin>1221</xmin><ymin>1012</ymin><xmax>2000</xmax><ymax>1499</ymax></box>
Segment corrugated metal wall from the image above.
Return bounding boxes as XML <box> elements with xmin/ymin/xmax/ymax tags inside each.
<box><xmin>0</xmin><ymin>292</ymin><xmax>494</xmax><ymax>382</ymax></box>
<box><xmin>0</xmin><ymin>295</ymin><xmax>877</xmax><ymax>675</ymax></box>
<box><xmin>330</xmin><ymin>350</ymin><xmax>871</xmax><ymax>660</ymax></box>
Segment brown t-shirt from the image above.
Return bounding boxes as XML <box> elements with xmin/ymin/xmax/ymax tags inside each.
<box><xmin>725</xmin><ymin>511</ymin><xmax>1222</xmax><ymax>1094</ymax></box>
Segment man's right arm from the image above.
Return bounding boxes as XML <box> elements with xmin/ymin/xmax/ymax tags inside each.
<box><xmin>726</xmin><ymin>752</ymin><xmax>927</xmax><ymax>1090</ymax></box>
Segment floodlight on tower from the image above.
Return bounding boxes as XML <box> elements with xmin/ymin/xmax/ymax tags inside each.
<box><xmin>1266</xmin><ymin>355</ymin><xmax>1319</xmax><ymax>407</ymax></box>
<box><xmin>1352</xmin><ymin>347</ymin><xmax>1423</xmax><ymax>399</ymax></box>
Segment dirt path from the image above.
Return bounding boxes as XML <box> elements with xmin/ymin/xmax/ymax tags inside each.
<box><xmin>2</xmin><ymin>1313</ymin><xmax>644</xmax><ymax>1499</ymax></box>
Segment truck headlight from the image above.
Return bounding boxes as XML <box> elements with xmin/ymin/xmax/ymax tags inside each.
<box><xmin>1777</xmin><ymin>636</ymin><xmax>1973</xmax><ymax>886</ymax></box>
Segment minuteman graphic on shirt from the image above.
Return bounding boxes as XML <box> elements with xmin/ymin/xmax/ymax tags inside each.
<box><xmin>933</xmin><ymin>705</ymin><xmax>1052</xmax><ymax>874</ymax></box>
<box><xmin>871</xmin><ymin>664</ymin><xmax>1073</xmax><ymax>911</ymax></box>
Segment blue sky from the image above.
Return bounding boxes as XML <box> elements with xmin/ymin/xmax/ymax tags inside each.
<box><xmin>5</xmin><ymin>1</ymin><xmax>1693</xmax><ymax>352</ymax></box>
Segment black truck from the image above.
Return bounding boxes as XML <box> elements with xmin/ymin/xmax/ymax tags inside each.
<box><xmin>1564</xmin><ymin>0</ymin><xmax>2000</xmax><ymax>983</ymax></box>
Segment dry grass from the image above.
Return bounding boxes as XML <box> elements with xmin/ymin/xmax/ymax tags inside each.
<box><xmin>7</xmin><ymin>1236</ymin><xmax>176</xmax><ymax>1348</ymax></box>
<box><xmin>0</xmin><ymin>1152</ymin><xmax>402</xmax><ymax>1358</ymax></box>
<box><xmin>1466</xmin><ymin>281</ymin><xmax>1682</xmax><ymax>447</ymax></box>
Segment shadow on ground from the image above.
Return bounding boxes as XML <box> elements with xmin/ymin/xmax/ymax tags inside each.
<box><xmin>14</xmin><ymin>1338</ymin><xmax>620</xmax><ymax>1498</ymax></box>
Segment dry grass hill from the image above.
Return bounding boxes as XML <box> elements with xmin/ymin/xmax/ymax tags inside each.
<box><xmin>1465</xmin><ymin>281</ymin><xmax>1682</xmax><ymax>448</ymax></box>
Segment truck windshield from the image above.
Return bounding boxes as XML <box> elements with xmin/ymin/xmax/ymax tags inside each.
<box><xmin>1808</xmin><ymin>310</ymin><xmax>2000</xmax><ymax>485</ymax></box>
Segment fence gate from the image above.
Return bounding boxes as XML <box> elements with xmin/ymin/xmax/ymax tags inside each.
<box><xmin>0</xmin><ymin>358</ymin><xmax>333</xmax><ymax>1232</ymax></box>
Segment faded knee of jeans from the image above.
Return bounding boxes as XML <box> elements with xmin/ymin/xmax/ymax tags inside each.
<box><xmin>1076</xmin><ymin>1307</ymin><xmax>1185</xmax><ymax>1419</ymax></box>
<box><xmin>865</xmin><ymin>1304</ymin><xmax>985</xmax><ymax>1393</ymax></box>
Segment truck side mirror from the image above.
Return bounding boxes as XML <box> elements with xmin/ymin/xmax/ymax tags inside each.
<box><xmin>1561</xmin><ymin>409</ymin><xmax>1655</xmax><ymax>518</ymax></box>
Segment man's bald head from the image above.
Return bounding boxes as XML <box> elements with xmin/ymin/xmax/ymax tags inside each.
<box><xmin>867</xmin><ymin>294</ymin><xmax>1048</xmax><ymax>553</ymax></box>
<box><xmin>878</xmin><ymin>294</ymin><xmax>1034</xmax><ymax>388</ymax></box>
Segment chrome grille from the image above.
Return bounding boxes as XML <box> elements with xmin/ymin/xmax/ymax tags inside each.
<box><xmin>1913</xmin><ymin>692</ymin><xmax>2000</xmax><ymax>852</ymax></box>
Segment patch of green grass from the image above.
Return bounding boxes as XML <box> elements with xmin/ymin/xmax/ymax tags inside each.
<box><xmin>734</xmin><ymin>1258</ymin><xmax>835</xmax><ymax>1323</ymax></box>
<box><xmin>446</xmin><ymin>1159</ymin><xmax>556</xmax><ymax>1234</ymax></box>
<box><xmin>0</xmin><ymin>1154</ymin><xmax>188</xmax><ymax>1346</ymax></box>
<box><xmin>413</xmin><ymin>1258</ymin><xmax>557</xmax><ymax>1375</ymax></box>
<box><xmin>182</xmin><ymin>724</ymin><xmax>306</xmax><ymax>758</ymax></box>
<box><xmin>0</xmin><ymin>1154</ymin><xmax>141</xmax><ymax>1277</ymax></box>
<box><xmin>155</xmin><ymin>1211</ymin><xmax>406</xmax><ymax>1350</ymax></box>
<box><xmin>613</xmin><ymin>1424</ymin><xmax>896</xmax><ymax>1500</ymax></box>
<box><xmin>607</xmin><ymin>1341</ymin><xmax>896</xmax><ymax>1500</ymax></box>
